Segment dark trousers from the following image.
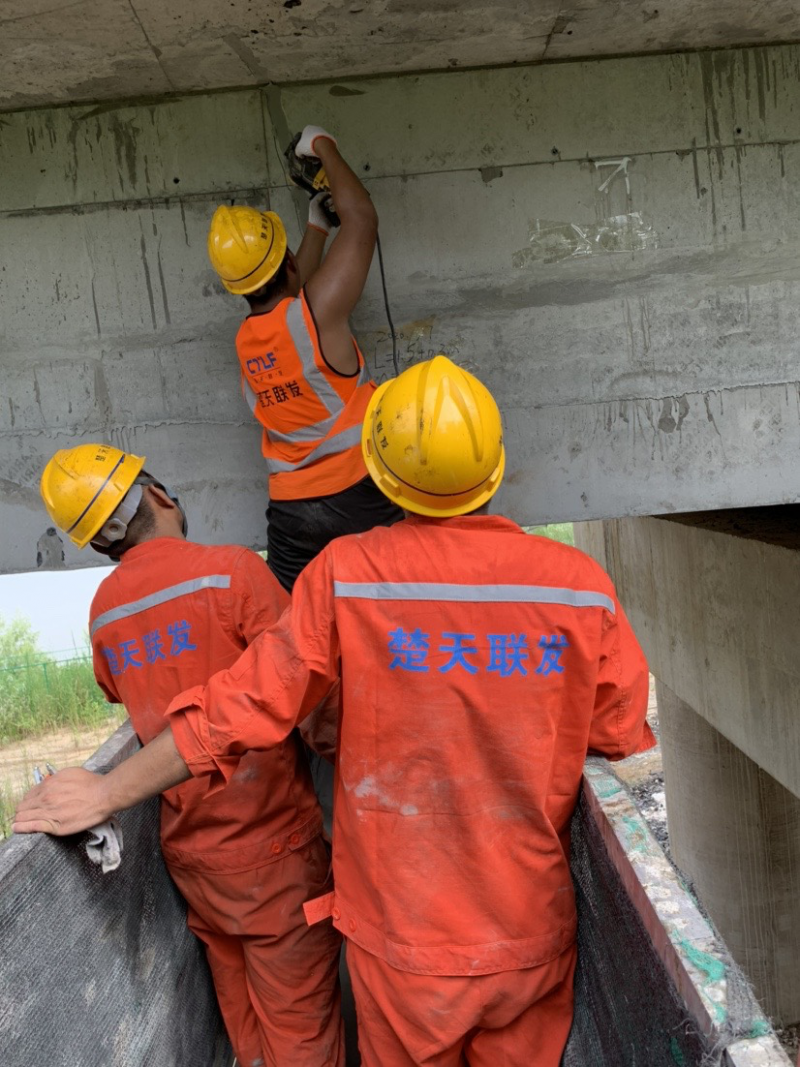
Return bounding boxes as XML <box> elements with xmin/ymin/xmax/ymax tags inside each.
<box><xmin>266</xmin><ymin>475</ymin><xmax>405</xmax><ymax>594</ymax></box>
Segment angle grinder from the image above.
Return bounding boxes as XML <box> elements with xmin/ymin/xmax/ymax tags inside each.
<box><xmin>284</xmin><ymin>133</ymin><xmax>341</xmax><ymax>228</ymax></box>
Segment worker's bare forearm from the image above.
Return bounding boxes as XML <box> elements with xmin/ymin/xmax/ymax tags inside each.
<box><xmin>315</xmin><ymin>140</ymin><xmax>377</xmax><ymax>229</ymax></box>
<box><xmin>294</xmin><ymin>225</ymin><xmax>327</xmax><ymax>284</ymax></box>
<box><xmin>13</xmin><ymin>726</ymin><xmax>191</xmax><ymax>836</ymax></box>
<box><xmin>105</xmin><ymin>727</ymin><xmax>191</xmax><ymax>812</ymax></box>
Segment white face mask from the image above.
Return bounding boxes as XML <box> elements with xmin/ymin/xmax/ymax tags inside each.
<box><xmin>90</xmin><ymin>475</ymin><xmax>188</xmax><ymax>556</ymax></box>
<box><xmin>91</xmin><ymin>483</ymin><xmax>144</xmax><ymax>549</ymax></box>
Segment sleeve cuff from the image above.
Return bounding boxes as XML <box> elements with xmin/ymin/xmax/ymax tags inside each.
<box><xmin>166</xmin><ymin>689</ymin><xmax>241</xmax><ymax>795</ymax></box>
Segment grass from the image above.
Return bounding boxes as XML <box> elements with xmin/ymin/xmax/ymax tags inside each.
<box><xmin>524</xmin><ymin>522</ymin><xmax>575</xmax><ymax>546</ymax></box>
<box><xmin>0</xmin><ymin>619</ymin><xmax>125</xmax><ymax>840</ymax></box>
<box><xmin>0</xmin><ymin>654</ymin><xmax>120</xmax><ymax>747</ymax></box>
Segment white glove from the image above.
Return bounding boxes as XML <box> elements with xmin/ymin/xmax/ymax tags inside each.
<box><xmin>308</xmin><ymin>191</ymin><xmax>337</xmax><ymax>235</ymax></box>
<box><xmin>84</xmin><ymin>817</ymin><xmax>124</xmax><ymax>874</ymax></box>
<box><xmin>295</xmin><ymin>125</ymin><xmax>337</xmax><ymax>159</ymax></box>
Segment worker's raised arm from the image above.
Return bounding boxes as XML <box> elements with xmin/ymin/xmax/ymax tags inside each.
<box><xmin>299</xmin><ymin>127</ymin><xmax>378</xmax><ymax>371</ymax></box>
<box><xmin>293</xmin><ymin>192</ymin><xmax>333</xmax><ymax>285</ymax></box>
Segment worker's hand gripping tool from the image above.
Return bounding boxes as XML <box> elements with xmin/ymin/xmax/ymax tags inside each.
<box><xmin>284</xmin><ymin>133</ymin><xmax>341</xmax><ymax>228</ymax></box>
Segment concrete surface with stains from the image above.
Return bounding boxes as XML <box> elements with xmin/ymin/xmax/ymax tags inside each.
<box><xmin>4</xmin><ymin>1</ymin><xmax>800</xmax><ymax>112</ymax></box>
<box><xmin>3</xmin><ymin>45</ymin><xmax>800</xmax><ymax>571</ymax></box>
<box><xmin>576</xmin><ymin>514</ymin><xmax>800</xmax><ymax>1024</ymax></box>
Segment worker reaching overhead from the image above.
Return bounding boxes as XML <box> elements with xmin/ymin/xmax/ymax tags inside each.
<box><xmin>18</xmin><ymin>358</ymin><xmax>655</xmax><ymax>1067</ymax></box>
<box><xmin>207</xmin><ymin>124</ymin><xmax>404</xmax><ymax>595</ymax></box>
<box><xmin>35</xmin><ymin>444</ymin><xmax>344</xmax><ymax>1067</ymax></box>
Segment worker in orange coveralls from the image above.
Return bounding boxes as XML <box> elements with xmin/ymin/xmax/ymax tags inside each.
<box><xmin>18</xmin><ymin>360</ymin><xmax>654</xmax><ymax>1067</ymax></box>
<box><xmin>35</xmin><ymin>444</ymin><xmax>344</xmax><ymax>1067</ymax></box>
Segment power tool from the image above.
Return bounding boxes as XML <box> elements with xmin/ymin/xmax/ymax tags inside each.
<box><xmin>284</xmin><ymin>133</ymin><xmax>341</xmax><ymax>228</ymax></box>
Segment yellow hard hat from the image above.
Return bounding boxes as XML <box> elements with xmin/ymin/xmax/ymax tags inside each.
<box><xmin>40</xmin><ymin>444</ymin><xmax>146</xmax><ymax>549</ymax></box>
<box><xmin>207</xmin><ymin>206</ymin><xmax>288</xmax><ymax>295</ymax></box>
<box><xmin>362</xmin><ymin>355</ymin><xmax>505</xmax><ymax>517</ymax></box>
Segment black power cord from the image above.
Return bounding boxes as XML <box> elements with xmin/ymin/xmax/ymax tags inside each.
<box><xmin>375</xmin><ymin>231</ymin><xmax>399</xmax><ymax>376</ymax></box>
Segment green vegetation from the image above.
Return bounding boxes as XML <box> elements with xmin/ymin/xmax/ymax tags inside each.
<box><xmin>0</xmin><ymin>783</ymin><xmax>15</xmax><ymax>839</ymax></box>
<box><xmin>0</xmin><ymin>617</ymin><xmax>121</xmax><ymax>746</ymax></box>
<box><xmin>525</xmin><ymin>522</ymin><xmax>575</xmax><ymax>546</ymax></box>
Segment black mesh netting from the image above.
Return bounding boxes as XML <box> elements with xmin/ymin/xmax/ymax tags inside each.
<box><xmin>562</xmin><ymin>784</ymin><xmax>771</xmax><ymax>1067</ymax></box>
<box><xmin>0</xmin><ymin>730</ymin><xmax>231</xmax><ymax>1067</ymax></box>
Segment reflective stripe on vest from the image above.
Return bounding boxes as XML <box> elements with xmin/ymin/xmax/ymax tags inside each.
<box><xmin>265</xmin><ymin>424</ymin><xmax>364</xmax><ymax>473</ymax></box>
<box><xmin>261</xmin><ymin>300</ymin><xmax>370</xmax><ymax>475</ymax></box>
<box><xmin>90</xmin><ymin>575</ymin><xmax>232</xmax><ymax>637</ymax></box>
<box><xmin>285</xmin><ymin>299</ymin><xmax>345</xmax><ymax>418</ymax></box>
<box><xmin>333</xmin><ymin>581</ymin><xmax>616</xmax><ymax>613</ymax></box>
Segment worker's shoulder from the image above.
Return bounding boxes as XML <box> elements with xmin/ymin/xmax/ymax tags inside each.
<box><xmin>89</xmin><ymin>567</ymin><xmax>121</xmax><ymax>622</ymax></box>
<box><xmin>182</xmin><ymin>541</ymin><xmax>266</xmax><ymax>576</ymax></box>
<box><xmin>525</xmin><ymin>534</ymin><xmax>615</xmax><ymax>589</ymax></box>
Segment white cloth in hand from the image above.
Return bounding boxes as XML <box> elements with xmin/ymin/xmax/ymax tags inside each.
<box><xmin>85</xmin><ymin>818</ymin><xmax>124</xmax><ymax>874</ymax></box>
<box><xmin>295</xmin><ymin>125</ymin><xmax>337</xmax><ymax>159</ymax></box>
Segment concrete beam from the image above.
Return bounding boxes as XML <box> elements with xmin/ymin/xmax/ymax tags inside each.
<box><xmin>4</xmin><ymin>1</ymin><xmax>800</xmax><ymax>112</ymax></box>
<box><xmin>4</xmin><ymin>47</ymin><xmax>800</xmax><ymax>570</ymax></box>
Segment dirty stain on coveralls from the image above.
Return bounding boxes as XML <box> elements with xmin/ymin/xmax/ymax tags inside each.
<box><xmin>90</xmin><ymin>537</ymin><xmax>344</xmax><ymax>1067</ymax></box>
<box><xmin>165</xmin><ymin>516</ymin><xmax>653</xmax><ymax>1066</ymax></box>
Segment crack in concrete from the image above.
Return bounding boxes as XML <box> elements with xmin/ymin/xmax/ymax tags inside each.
<box><xmin>0</xmin><ymin>0</ymin><xmax>87</xmax><ymax>25</ymax></box>
<box><xmin>126</xmin><ymin>0</ymin><xmax>177</xmax><ymax>92</ymax></box>
<box><xmin>223</xmin><ymin>34</ymin><xmax>268</xmax><ymax>80</ymax></box>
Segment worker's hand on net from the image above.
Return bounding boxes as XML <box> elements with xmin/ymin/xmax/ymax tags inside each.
<box><xmin>295</xmin><ymin>125</ymin><xmax>337</xmax><ymax>159</ymax></box>
<box><xmin>308</xmin><ymin>191</ymin><xmax>337</xmax><ymax>235</ymax></box>
<box><xmin>12</xmin><ymin>768</ymin><xmax>112</xmax><ymax>837</ymax></box>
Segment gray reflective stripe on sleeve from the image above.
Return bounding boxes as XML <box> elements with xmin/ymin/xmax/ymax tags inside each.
<box><xmin>243</xmin><ymin>379</ymin><xmax>258</xmax><ymax>415</ymax></box>
<box><xmin>357</xmin><ymin>362</ymin><xmax>371</xmax><ymax>385</ymax></box>
<box><xmin>333</xmin><ymin>581</ymin><xmax>616</xmax><ymax>613</ymax></box>
<box><xmin>285</xmin><ymin>299</ymin><xmax>345</xmax><ymax>417</ymax></box>
<box><xmin>90</xmin><ymin>575</ymin><xmax>233</xmax><ymax>638</ymax></box>
<box><xmin>267</xmin><ymin>410</ymin><xmax>340</xmax><ymax>444</ymax></box>
<box><xmin>265</xmin><ymin>423</ymin><xmax>363</xmax><ymax>474</ymax></box>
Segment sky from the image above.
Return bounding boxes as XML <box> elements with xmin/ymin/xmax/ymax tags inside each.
<box><xmin>0</xmin><ymin>567</ymin><xmax>114</xmax><ymax>657</ymax></box>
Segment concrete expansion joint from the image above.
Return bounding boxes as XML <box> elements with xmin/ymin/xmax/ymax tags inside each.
<box><xmin>0</xmin><ymin>187</ymin><xmax>272</xmax><ymax>220</ymax></box>
<box><xmin>5</xmin><ymin>136</ymin><xmax>797</xmax><ymax>223</ymax></box>
<box><xmin>0</xmin><ymin>417</ymin><xmax>254</xmax><ymax>439</ymax></box>
<box><xmin>503</xmin><ymin>380</ymin><xmax>800</xmax><ymax>414</ymax></box>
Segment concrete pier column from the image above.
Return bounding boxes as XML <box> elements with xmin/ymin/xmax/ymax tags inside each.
<box><xmin>575</xmin><ymin>511</ymin><xmax>800</xmax><ymax>1025</ymax></box>
<box><xmin>657</xmin><ymin>680</ymin><xmax>800</xmax><ymax>1024</ymax></box>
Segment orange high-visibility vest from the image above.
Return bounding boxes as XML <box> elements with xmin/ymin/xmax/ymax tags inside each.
<box><xmin>235</xmin><ymin>290</ymin><xmax>375</xmax><ymax>500</ymax></box>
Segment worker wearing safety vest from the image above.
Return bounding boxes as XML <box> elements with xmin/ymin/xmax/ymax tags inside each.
<box><xmin>207</xmin><ymin>123</ymin><xmax>403</xmax><ymax>595</ymax></box>
<box><xmin>18</xmin><ymin>359</ymin><xmax>654</xmax><ymax>1067</ymax></box>
<box><xmin>37</xmin><ymin>445</ymin><xmax>344</xmax><ymax>1067</ymax></box>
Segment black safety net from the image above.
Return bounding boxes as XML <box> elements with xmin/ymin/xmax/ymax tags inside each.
<box><xmin>0</xmin><ymin>729</ymin><xmax>231</xmax><ymax>1067</ymax></box>
<box><xmin>563</xmin><ymin>785</ymin><xmax>771</xmax><ymax>1067</ymax></box>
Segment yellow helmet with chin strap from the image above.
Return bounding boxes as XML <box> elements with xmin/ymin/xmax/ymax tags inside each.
<box><xmin>40</xmin><ymin>444</ymin><xmax>146</xmax><ymax>549</ymax></box>
<box><xmin>207</xmin><ymin>206</ymin><xmax>288</xmax><ymax>295</ymax></box>
<box><xmin>362</xmin><ymin>355</ymin><xmax>505</xmax><ymax>517</ymax></box>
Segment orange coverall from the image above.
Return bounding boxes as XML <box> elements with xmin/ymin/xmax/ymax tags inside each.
<box><xmin>164</xmin><ymin>515</ymin><xmax>654</xmax><ymax>1067</ymax></box>
<box><xmin>90</xmin><ymin>537</ymin><xmax>344</xmax><ymax>1067</ymax></box>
